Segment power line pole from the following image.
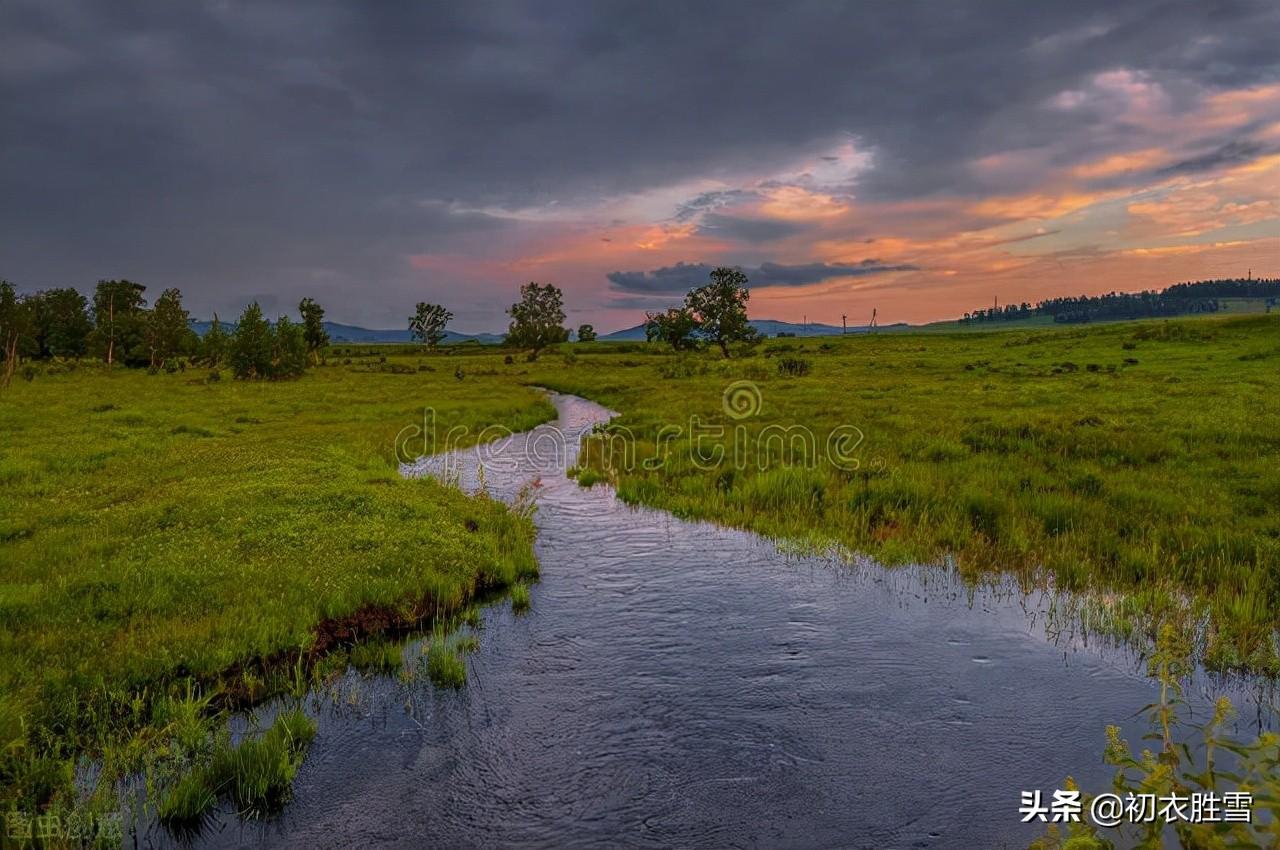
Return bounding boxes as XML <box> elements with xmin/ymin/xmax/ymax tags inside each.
<box><xmin>842</xmin><ymin>314</ymin><xmax>847</xmax><ymax>335</ymax></box>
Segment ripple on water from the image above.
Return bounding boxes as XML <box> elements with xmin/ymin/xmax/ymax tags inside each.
<box><xmin>185</xmin><ymin>393</ymin><xmax>1275</xmax><ymax>850</ymax></box>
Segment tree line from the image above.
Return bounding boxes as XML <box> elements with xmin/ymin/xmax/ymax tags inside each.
<box><xmin>0</xmin><ymin>280</ymin><xmax>329</xmax><ymax>387</ymax></box>
<box><xmin>962</xmin><ymin>277</ymin><xmax>1279</xmax><ymax>325</ymax></box>
<box><xmin>0</xmin><ymin>265</ymin><xmax>761</xmax><ymax>387</ymax></box>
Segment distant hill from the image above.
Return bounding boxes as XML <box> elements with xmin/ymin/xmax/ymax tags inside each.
<box><xmin>189</xmin><ymin>319</ymin><xmax>504</xmax><ymax>344</ymax></box>
<box><xmin>600</xmin><ymin>317</ymin><xmax>903</xmax><ymax>341</ymax></box>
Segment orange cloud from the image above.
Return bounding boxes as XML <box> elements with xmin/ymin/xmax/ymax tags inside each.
<box><xmin>1072</xmin><ymin>148</ymin><xmax>1170</xmax><ymax>179</ymax></box>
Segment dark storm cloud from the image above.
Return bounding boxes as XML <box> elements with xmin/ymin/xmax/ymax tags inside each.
<box><xmin>697</xmin><ymin>213</ymin><xmax>808</xmax><ymax>243</ymax></box>
<box><xmin>1157</xmin><ymin>140</ymin><xmax>1271</xmax><ymax>175</ymax></box>
<box><xmin>2</xmin><ymin>0</ymin><xmax>1278</xmax><ymax>323</ymax></box>
<box><xmin>606</xmin><ymin>260</ymin><xmax>917</xmax><ymax>294</ymax></box>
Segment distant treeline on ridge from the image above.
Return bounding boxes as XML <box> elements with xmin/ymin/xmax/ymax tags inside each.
<box><xmin>963</xmin><ymin>277</ymin><xmax>1279</xmax><ymax>325</ymax></box>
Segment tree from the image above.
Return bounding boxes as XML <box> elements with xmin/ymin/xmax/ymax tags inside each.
<box><xmin>0</xmin><ymin>281</ymin><xmax>30</xmax><ymax>388</ymax></box>
<box><xmin>230</xmin><ymin>302</ymin><xmax>273</xmax><ymax>379</ymax></box>
<box><xmin>577</xmin><ymin>323</ymin><xmax>597</xmax><ymax>342</ymax></box>
<box><xmin>202</xmin><ymin>313</ymin><xmax>229</xmax><ymax>366</ymax></box>
<box><xmin>505</xmin><ymin>282</ymin><xmax>568</xmax><ymax>358</ymax></box>
<box><xmin>92</xmin><ymin>280</ymin><xmax>147</xmax><ymax>366</ymax></box>
<box><xmin>271</xmin><ymin>314</ymin><xmax>308</xmax><ymax>378</ymax></box>
<box><xmin>686</xmin><ymin>267</ymin><xmax>757</xmax><ymax>357</ymax></box>
<box><xmin>146</xmin><ymin>288</ymin><xmax>189</xmax><ymax>369</ymax></box>
<box><xmin>409</xmin><ymin>302</ymin><xmax>452</xmax><ymax>351</ymax></box>
<box><xmin>27</xmin><ymin>288</ymin><xmax>92</xmax><ymax>359</ymax></box>
<box><xmin>644</xmin><ymin>306</ymin><xmax>700</xmax><ymax>351</ymax></box>
<box><xmin>298</xmin><ymin>297</ymin><xmax>329</xmax><ymax>363</ymax></box>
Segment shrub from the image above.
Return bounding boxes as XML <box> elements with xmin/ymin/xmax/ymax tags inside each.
<box><xmin>776</xmin><ymin>357</ymin><xmax>811</xmax><ymax>377</ymax></box>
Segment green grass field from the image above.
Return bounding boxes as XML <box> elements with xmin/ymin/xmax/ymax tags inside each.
<box><xmin>0</xmin><ymin>358</ymin><xmax>553</xmax><ymax>816</ymax></box>
<box><xmin>3</xmin><ymin>313</ymin><xmax>1278</xmax><ymax>829</ymax></box>
<box><xmin>531</xmin><ymin>315</ymin><xmax>1280</xmax><ymax>674</ymax></box>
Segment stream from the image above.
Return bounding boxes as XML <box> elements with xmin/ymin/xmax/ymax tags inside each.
<box><xmin>192</xmin><ymin>392</ymin><xmax>1273</xmax><ymax>849</ymax></box>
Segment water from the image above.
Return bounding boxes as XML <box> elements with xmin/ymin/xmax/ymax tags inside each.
<box><xmin>191</xmin><ymin>393</ymin><xmax>1272</xmax><ymax>849</ymax></box>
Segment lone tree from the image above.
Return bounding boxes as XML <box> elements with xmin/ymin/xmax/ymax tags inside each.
<box><xmin>146</xmin><ymin>288</ymin><xmax>190</xmax><ymax>369</ymax></box>
<box><xmin>686</xmin><ymin>267</ymin><xmax>757</xmax><ymax>357</ymax></box>
<box><xmin>506</xmin><ymin>282</ymin><xmax>567</xmax><ymax>358</ymax></box>
<box><xmin>577</xmin><ymin>323</ymin><xmax>597</xmax><ymax>342</ymax></box>
<box><xmin>298</xmin><ymin>297</ymin><xmax>329</xmax><ymax>364</ymax></box>
<box><xmin>92</xmin><ymin>280</ymin><xmax>147</xmax><ymax>366</ymax></box>
<box><xmin>644</xmin><ymin>306</ymin><xmax>699</xmax><ymax>351</ymax></box>
<box><xmin>409</xmin><ymin>302</ymin><xmax>453</xmax><ymax>350</ymax></box>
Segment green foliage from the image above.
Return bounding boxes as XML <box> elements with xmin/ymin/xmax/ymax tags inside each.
<box><xmin>271</xmin><ymin>314</ymin><xmax>308</xmax><ymax>379</ymax></box>
<box><xmin>1037</xmin><ymin>626</ymin><xmax>1280</xmax><ymax>849</ymax></box>
<box><xmin>776</xmin><ymin>356</ymin><xmax>811</xmax><ymax>377</ymax></box>
<box><xmin>425</xmin><ymin>641</ymin><xmax>467</xmax><ymax>688</ymax></box>
<box><xmin>91</xmin><ymin>279</ymin><xmax>148</xmax><ymax>366</ymax></box>
<box><xmin>298</xmin><ymin>297</ymin><xmax>329</xmax><ymax>362</ymax></box>
<box><xmin>686</xmin><ymin>266</ymin><xmax>759</xmax><ymax>357</ymax></box>
<box><xmin>146</xmin><ymin>287</ymin><xmax>191</xmax><ymax>369</ymax></box>
<box><xmin>510</xmin><ymin>583</ymin><xmax>531</xmax><ymax>612</ymax></box>
<box><xmin>531</xmin><ymin>314</ymin><xmax>1280</xmax><ymax>674</ymax></box>
<box><xmin>230</xmin><ymin>301</ymin><xmax>273</xmax><ymax>378</ymax></box>
<box><xmin>202</xmin><ymin>313</ymin><xmax>229</xmax><ymax>366</ymax></box>
<box><xmin>0</xmin><ymin>358</ymin><xmax>552</xmax><ymax>813</ymax></box>
<box><xmin>28</xmin><ymin>287</ymin><xmax>93</xmax><ymax>359</ymax></box>
<box><xmin>644</xmin><ymin>306</ymin><xmax>700</xmax><ymax>351</ymax></box>
<box><xmin>409</xmin><ymin>301</ymin><xmax>453</xmax><ymax>350</ymax></box>
<box><xmin>577</xmin><ymin>323</ymin><xmax>597</xmax><ymax>342</ymax></box>
<box><xmin>505</xmin><ymin>282</ymin><xmax>568</xmax><ymax>356</ymax></box>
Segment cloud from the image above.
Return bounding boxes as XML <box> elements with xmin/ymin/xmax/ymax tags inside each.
<box><xmin>606</xmin><ymin>260</ymin><xmax>918</xmax><ymax>294</ymax></box>
<box><xmin>1</xmin><ymin>1</ymin><xmax>1278</xmax><ymax>326</ymax></box>
<box><xmin>696</xmin><ymin>213</ymin><xmax>808</xmax><ymax>243</ymax></box>
<box><xmin>1157</xmin><ymin>140</ymin><xmax>1270</xmax><ymax>175</ymax></box>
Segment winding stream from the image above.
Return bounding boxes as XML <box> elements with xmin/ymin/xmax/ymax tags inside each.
<box><xmin>193</xmin><ymin>393</ymin><xmax>1271</xmax><ymax>849</ymax></box>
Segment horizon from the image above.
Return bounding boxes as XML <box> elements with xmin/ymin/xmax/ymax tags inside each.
<box><xmin>4</xmin><ymin>3</ymin><xmax>1279</xmax><ymax>331</ymax></box>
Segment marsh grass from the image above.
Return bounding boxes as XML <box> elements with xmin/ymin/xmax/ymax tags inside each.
<box><xmin>528</xmin><ymin>315</ymin><xmax>1280</xmax><ymax>673</ymax></box>
<box><xmin>1</xmin><ymin>359</ymin><xmax>552</xmax><ymax>815</ymax></box>
<box><xmin>510</xmin><ymin>583</ymin><xmax>531</xmax><ymax>613</ymax></box>
<box><xmin>156</xmin><ymin>708</ymin><xmax>317</xmax><ymax>827</ymax></box>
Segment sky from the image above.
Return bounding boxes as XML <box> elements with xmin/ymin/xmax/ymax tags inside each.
<box><xmin>2</xmin><ymin>1</ymin><xmax>1279</xmax><ymax>333</ymax></box>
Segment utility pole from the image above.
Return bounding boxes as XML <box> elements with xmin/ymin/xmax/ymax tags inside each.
<box><xmin>869</xmin><ymin>307</ymin><xmax>878</xmax><ymax>333</ymax></box>
<box><xmin>842</xmin><ymin>314</ymin><xmax>847</xmax><ymax>335</ymax></box>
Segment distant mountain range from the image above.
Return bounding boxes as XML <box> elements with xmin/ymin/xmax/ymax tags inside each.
<box><xmin>599</xmin><ymin>317</ymin><xmax>906</xmax><ymax>341</ymax></box>
<box><xmin>189</xmin><ymin>319</ymin><xmax>504</xmax><ymax>344</ymax></box>
<box><xmin>189</xmin><ymin>316</ymin><xmax>901</xmax><ymax>344</ymax></box>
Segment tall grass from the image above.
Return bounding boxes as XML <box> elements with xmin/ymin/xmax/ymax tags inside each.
<box><xmin>0</xmin><ymin>358</ymin><xmax>553</xmax><ymax>815</ymax></box>
<box><xmin>533</xmin><ymin>315</ymin><xmax>1280</xmax><ymax>673</ymax></box>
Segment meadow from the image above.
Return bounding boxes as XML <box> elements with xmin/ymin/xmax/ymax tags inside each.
<box><xmin>527</xmin><ymin>314</ymin><xmax>1280</xmax><ymax>674</ymax></box>
<box><xmin>2</xmin><ymin>313</ymin><xmax>1278</xmax><ymax>838</ymax></box>
<box><xmin>0</xmin><ymin>356</ymin><xmax>553</xmax><ymax>821</ymax></box>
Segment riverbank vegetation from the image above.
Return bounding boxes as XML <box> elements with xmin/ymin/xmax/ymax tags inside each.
<box><xmin>0</xmin><ymin>359</ymin><xmax>553</xmax><ymax>826</ymax></box>
<box><xmin>534</xmin><ymin>314</ymin><xmax>1280</xmax><ymax>675</ymax></box>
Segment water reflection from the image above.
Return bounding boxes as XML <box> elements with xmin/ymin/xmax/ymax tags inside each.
<box><xmin>181</xmin><ymin>392</ymin><xmax>1272</xmax><ymax>849</ymax></box>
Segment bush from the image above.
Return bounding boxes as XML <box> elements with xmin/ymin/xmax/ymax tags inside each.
<box><xmin>206</xmin><ymin>370</ymin><xmax>222</xmax><ymax>383</ymax></box>
<box><xmin>776</xmin><ymin>357</ymin><xmax>811</xmax><ymax>377</ymax></box>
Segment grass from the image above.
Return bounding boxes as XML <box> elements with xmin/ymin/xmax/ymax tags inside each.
<box><xmin>523</xmin><ymin>314</ymin><xmax>1280</xmax><ymax>673</ymax></box>
<box><xmin>0</xmin><ymin>354</ymin><xmax>554</xmax><ymax>815</ymax></box>
<box><xmin>510</xmin><ymin>583</ymin><xmax>531</xmax><ymax>613</ymax></box>
<box><xmin>424</xmin><ymin>639</ymin><xmax>468</xmax><ymax>689</ymax></box>
<box><xmin>156</xmin><ymin>708</ymin><xmax>318</xmax><ymax>826</ymax></box>
<box><xmin>4</xmin><ymin>314</ymin><xmax>1278</xmax><ymax>831</ymax></box>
